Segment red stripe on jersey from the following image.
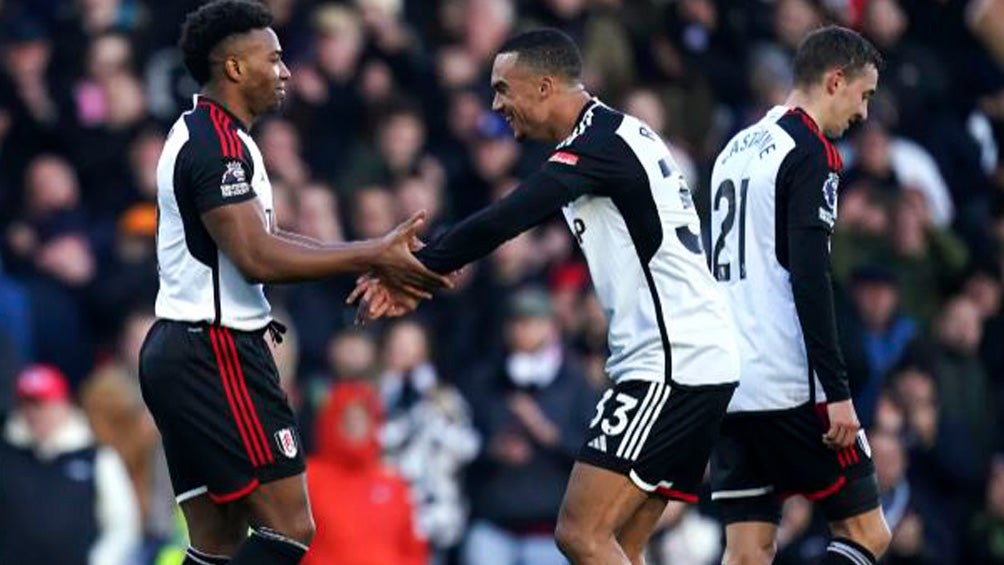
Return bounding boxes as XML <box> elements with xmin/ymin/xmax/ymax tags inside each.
<box><xmin>209</xmin><ymin>327</ymin><xmax>258</xmax><ymax>467</ymax></box>
<box><xmin>216</xmin><ymin>110</ymin><xmax>238</xmax><ymax>159</ymax></box>
<box><xmin>805</xmin><ymin>475</ymin><xmax>847</xmax><ymax>500</ymax></box>
<box><xmin>209</xmin><ymin>478</ymin><xmax>260</xmax><ymax>503</ymax></box>
<box><xmin>206</xmin><ymin>105</ymin><xmax>233</xmax><ymax>157</ymax></box>
<box><xmin>224</xmin><ymin>329</ymin><xmax>274</xmax><ymax>464</ymax></box>
<box><xmin>655</xmin><ymin>486</ymin><xmax>699</xmax><ymax>504</ymax></box>
<box><xmin>848</xmin><ymin>447</ymin><xmax>859</xmax><ymax>465</ymax></box>
<box><xmin>792</xmin><ymin>108</ymin><xmax>840</xmax><ymax>170</ymax></box>
<box><xmin>836</xmin><ymin>450</ymin><xmax>847</xmax><ymax>468</ymax></box>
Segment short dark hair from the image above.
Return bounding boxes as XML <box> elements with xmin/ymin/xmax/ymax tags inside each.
<box><xmin>497</xmin><ymin>28</ymin><xmax>582</xmax><ymax>80</ymax></box>
<box><xmin>179</xmin><ymin>0</ymin><xmax>273</xmax><ymax>85</ymax></box>
<box><xmin>793</xmin><ymin>26</ymin><xmax>883</xmax><ymax>87</ymax></box>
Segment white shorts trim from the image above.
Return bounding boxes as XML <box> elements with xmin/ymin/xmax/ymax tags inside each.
<box><xmin>176</xmin><ymin>485</ymin><xmax>208</xmax><ymax>504</ymax></box>
<box><xmin>629</xmin><ymin>469</ymin><xmax>673</xmax><ymax>493</ymax></box>
<box><xmin>710</xmin><ymin>486</ymin><xmax>774</xmax><ymax>500</ymax></box>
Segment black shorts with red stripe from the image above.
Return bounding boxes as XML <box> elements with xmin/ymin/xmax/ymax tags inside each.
<box><xmin>139</xmin><ymin>319</ymin><xmax>305</xmax><ymax>504</ymax></box>
<box><xmin>710</xmin><ymin>402</ymin><xmax>880</xmax><ymax>524</ymax></box>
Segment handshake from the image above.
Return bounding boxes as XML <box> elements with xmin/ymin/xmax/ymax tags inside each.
<box><xmin>345</xmin><ymin>210</ymin><xmax>460</xmax><ymax>324</ymax></box>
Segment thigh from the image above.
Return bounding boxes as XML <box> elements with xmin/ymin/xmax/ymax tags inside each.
<box><xmin>616</xmin><ymin>495</ymin><xmax>669</xmax><ymax>558</ymax></box>
<box><xmin>723</xmin><ymin>522</ymin><xmax>779</xmax><ymax>563</ymax></box>
<box><xmin>518</xmin><ymin>534</ymin><xmax>567</xmax><ymax>565</ymax></box>
<box><xmin>462</xmin><ymin>521</ymin><xmax>518</xmax><ymax>565</ymax></box>
<box><xmin>558</xmin><ymin>461</ymin><xmax>652</xmax><ymax>539</ymax></box>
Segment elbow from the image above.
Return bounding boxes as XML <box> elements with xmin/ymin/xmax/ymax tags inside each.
<box><xmin>232</xmin><ymin>245</ymin><xmax>273</xmax><ymax>283</ymax></box>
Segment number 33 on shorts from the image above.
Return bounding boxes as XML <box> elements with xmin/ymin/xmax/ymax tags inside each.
<box><xmin>586</xmin><ymin>381</ymin><xmax>670</xmax><ymax>460</ymax></box>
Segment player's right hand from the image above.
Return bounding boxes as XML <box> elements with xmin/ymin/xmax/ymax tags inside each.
<box><xmin>823</xmin><ymin>399</ymin><xmax>860</xmax><ymax>450</ymax></box>
<box><xmin>374</xmin><ymin>211</ymin><xmax>453</xmax><ymax>298</ymax></box>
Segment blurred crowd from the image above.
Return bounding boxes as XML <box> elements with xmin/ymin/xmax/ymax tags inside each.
<box><xmin>1</xmin><ymin>0</ymin><xmax>1003</xmax><ymax>563</ymax></box>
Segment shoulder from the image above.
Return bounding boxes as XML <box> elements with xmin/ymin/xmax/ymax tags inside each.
<box><xmin>776</xmin><ymin>109</ymin><xmax>842</xmax><ymax>172</ymax></box>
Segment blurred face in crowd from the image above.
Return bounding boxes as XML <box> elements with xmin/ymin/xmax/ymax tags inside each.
<box><xmin>351</xmin><ymin>187</ymin><xmax>397</xmax><ymax>239</ymax></box>
<box><xmin>87</xmin><ymin>33</ymin><xmax>132</xmax><ymax>81</ymax></box>
<box><xmin>378</xmin><ymin>112</ymin><xmax>425</xmax><ymax>172</ymax></box>
<box><xmin>225</xmin><ymin>27</ymin><xmax>290</xmax><ymax>115</ymax></box>
<box><xmin>937</xmin><ymin>297</ymin><xmax>983</xmax><ymax>355</ymax></box>
<box><xmin>857</xmin><ymin>124</ymin><xmax>891</xmax><ymax>175</ymax></box>
<box><xmin>491</xmin><ymin>52</ymin><xmax>564</xmax><ymax>141</ymax></box>
<box><xmin>340</xmin><ymin>401</ymin><xmax>373</xmax><ymax>445</ymax></box>
<box><xmin>623</xmin><ymin>89</ymin><xmax>666</xmax><ymax>135</ymax></box>
<box><xmin>328</xmin><ymin>331</ymin><xmax>377</xmax><ymax>378</ymax></box>
<box><xmin>853</xmin><ymin>279</ymin><xmax>898</xmax><ymax>332</ymax></box>
<box><xmin>863</xmin><ymin>0</ymin><xmax>907</xmax><ymax>49</ymax></box>
<box><xmin>296</xmin><ymin>184</ymin><xmax>343</xmax><ymax>242</ymax></box>
<box><xmin>382</xmin><ymin>321</ymin><xmax>429</xmax><ymax>371</ymax></box>
<box><xmin>27</xmin><ymin>156</ymin><xmax>79</xmax><ymax>215</ymax></box>
<box><xmin>963</xmin><ymin>272</ymin><xmax>1002</xmax><ymax>320</ymax></box>
<box><xmin>396</xmin><ymin>176</ymin><xmax>442</xmax><ymax>225</ymax></box>
<box><xmin>870</xmin><ymin>430</ymin><xmax>906</xmax><ymax>492</ymax></box>
<box><xmin>20</xmin><ymin>398</ymin><xmax>69</xmax><ymax>443</ymax></box>
<box><xmin>507</xmin><ymin>314</ymin><xmax>557</xmax><ymax>353</ymax></box>
<box><xmin>822</xmin><ymin>63</ymin><xmax>878</xmax><ymax>137</ymax></box>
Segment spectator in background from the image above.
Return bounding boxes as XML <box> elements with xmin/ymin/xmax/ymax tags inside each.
<box><xmin>848</xmin><ymin>265</ymin><xmax>918</xmax><ymax>427</ymax></box>
<box><xmin>350</xmin><ymin>185</ymin><xmax>398</xmax><ymax>239</ymax></box>
<box><xmin>843</xmin><ymin>121</ymin><xmax>954</xmax><ymax>228</ymax></box>
<box><xmin>80</xmin><ymin>308</ymin><xmax>173</xmax><ymax>559</ymax></box>
<box><xmin>961</xmin><ymin>265</ymin><xmax>1004</xmax><ymax>389</ymax></box>
<box><xmin>258</xmin><ymin>117</ymin><xmax>310</xmax><ymax>188</ymax></box>
<box><xmin>377</xmin><ymin>320</ymin><xmax>480</xmax><ymax>562</ymax></box>
<box><xmin>0</xmin><ymin>250</ymin><xmax>31</xmax><ymax>416</ymax></box>
<box><xmin>965</xmin><ymin>456</ymin><xmax>1004</xmax><ymax>564</ymax></box>
<box><xmin>303</xmin><ymin>380</ymin><xmax>427</xmax><ymax>565</ymax></box>
<box><xmin>0</xmin><ymin>364</ymin><xmax>140</xmax><ymax>565</ymax></box>
<box><xmin>460</xmin><ymin>288</ymin><xmax>597</xmax><ymax>565</ymax></box>
<box><xmin>931</xmin><ymin>296</ymin><xmax>999</xmax><ymax>485</ymax></box>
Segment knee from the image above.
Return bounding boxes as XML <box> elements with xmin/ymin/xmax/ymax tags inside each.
<box><xmin>722</xmin><ymin>539</ymin><xmax>777</xmax><ymax>565</ymax></box>
<box><xmin>555</xmin><ymin>517</ymin><xmax>600</xmax><ymax>561</ymax></box>
<box><xmin>831</xmin><ymin>514</ymin><xmax>891</xmax><ymax>558</ymax></box>
<box><xmin>287</xmin><ymin>513</ymin><xmax>316</xmax><ymax>547</ymax></box>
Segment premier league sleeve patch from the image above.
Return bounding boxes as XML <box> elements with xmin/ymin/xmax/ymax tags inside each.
<box><xmin>220</xmin><ymin>160</ymin><xmax>252</xmax><ymax>198</ymax></box>
<box><xmin>818</xmin><ymin>172</ymin><xmax>839</xmax><ymax>229</ymax></box>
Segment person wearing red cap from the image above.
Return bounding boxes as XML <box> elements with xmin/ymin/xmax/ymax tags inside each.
<box><xmin>0</xmin><ymin>364</ymin><xmax>140</xmax><ymax>565</ymax></box>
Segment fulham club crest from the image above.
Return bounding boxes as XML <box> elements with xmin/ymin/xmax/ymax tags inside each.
<box><xmin>274</xmin><ymin>428</ymin><xmax>298</xmax><ymax>459</ymax></box>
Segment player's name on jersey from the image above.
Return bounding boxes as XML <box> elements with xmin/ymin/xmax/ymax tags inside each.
<box><xmin>720</xmin><ymin>129</ymin><xmax>776</xmax><ymax>165</ymax></box>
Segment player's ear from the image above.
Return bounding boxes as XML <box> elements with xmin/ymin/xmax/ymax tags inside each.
<box><xmin>825</xmin><ymin>68</ymin><xmax>844</xmax><ymax>95</ymax></box>
<box><xmin>539</xmin><ymin>75</ymin><xmax>553</xmax><ymax>99</ymax></box>
<box><xmin>223</xmin><ymin>56</ymin><xmax>243</xmax><ymax>83</ymax></box>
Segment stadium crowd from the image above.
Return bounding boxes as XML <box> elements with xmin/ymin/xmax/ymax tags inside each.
<box><xmin>1</xmin><ymin>0</ymin><xmax>1003</xmax><ymax>563</ymax></box>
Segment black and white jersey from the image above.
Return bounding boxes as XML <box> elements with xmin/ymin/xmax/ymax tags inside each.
<box><xmin>418</xmin><ymin>99</ymin><xmax>739</xmax><ymax>387</ymax></box>
<box><xmin>709</xmin><ymin>105</ymin><xmax>850</xmax><ymax>413</ymax></box>
<box><xmin>154</xmin><ymin>95</ymin><xmax>275</xmax><ymax>330</ymax></box>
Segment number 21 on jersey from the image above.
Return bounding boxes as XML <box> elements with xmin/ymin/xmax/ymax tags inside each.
<box><xmin>710</xmin><ymin>177</ymin><xmax>749</xmax><ymax>282</ymax></box>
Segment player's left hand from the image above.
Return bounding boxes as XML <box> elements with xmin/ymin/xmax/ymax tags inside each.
<box><xmin>347</xmin><ymin>274</ymin><xmax>420</xmax><ymax>324</ymax></box>
<box><xmin>823</xmin><ymin>399</ymin><xmax>860</xmax><ymax>450</ymax></box>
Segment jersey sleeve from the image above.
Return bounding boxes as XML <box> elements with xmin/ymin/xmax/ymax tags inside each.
<box><xmin>537</xmin><ymin>135</ymin><xmax>633</xmax><ymax>199</ymax></box>
<box><xmin>415</xmin><ymin>169</ymin><xmax>576</xmax><ymax>273</ymax></box>
<box><xmin>178</xmin><ymin>141</ymin><xmax>257</xmax><ymax>213</ymax></box>
<box><xmin>780</xmin><ymin>143</ymin><xmax>839</xmax><ymax>233</ymax></box>
<box><xmin>779</xmin><ymin>142</ymin><xmax>850</xmax><ymax>402</ymax></box>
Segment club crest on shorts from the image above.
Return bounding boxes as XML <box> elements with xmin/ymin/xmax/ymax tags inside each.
<box><xmin>274</xmin><ymin>428</ymin><xmax>298</xmax><ymax>458</ymax></box>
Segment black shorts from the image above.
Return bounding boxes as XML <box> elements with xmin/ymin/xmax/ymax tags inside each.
<box><xmin>577</xmin><ymin>379</ymin><xmax>736</xmax><ymax>503</ymax></box>
<box><xmin>710</xmin><ymin>402</ymin><xmax>880</xmax><ymax>524</ymax></box>
<box><xmin>139</xmin><ymin>319</ymin><xmax>305</xmax><ymax>504</ymax></box>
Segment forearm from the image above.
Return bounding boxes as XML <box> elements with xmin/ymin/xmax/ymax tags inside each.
<box><xmin>416</xmin><ymin>172</ymin><xmax>569</xmax><ymax>273</ymax></box>
<box><xmin>246</xmin><ymin>234</ymin><xmax>384</xmax><ymax>283</ymax></box>
<box><xmin>789</xmin><ymin>228</ymin><xmax>850</xmax><ymax>402</ymax></box>
<box><xmin>274</xmin><ymin>228</ymin><xmax>328</xmax><ymax>248</ymax></box>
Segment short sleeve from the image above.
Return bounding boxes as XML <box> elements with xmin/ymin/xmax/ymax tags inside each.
<box><xmin>179</xmin><ymin>143</ymin><xmax>257</xmax><ymax>213</ymax></box>
<box><xmin>779</xmin><ymin>143</ymin><xmax>840</xmax><ymax>233</ymax></box>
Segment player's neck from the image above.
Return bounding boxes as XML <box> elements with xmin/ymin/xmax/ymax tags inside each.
<box><xmin>202</xmin><ymin>84</ymin><xmax>253</xmax><ymax>130</ymax></box>
<box><xmin>785</xmin><ymin>89</ymin><xmax>829</xmax><ymax>134</ymax></box>
<box><xmin>549</xmin><ymin>90</ymin><xmax>593</xmax><ymax>143</ymax></box>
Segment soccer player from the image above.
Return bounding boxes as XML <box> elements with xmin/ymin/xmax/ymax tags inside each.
<box><xmin>353</xmin><ymin>29</ymin><xmax>740</xmax><ymax>564</ymax></box>
<box><xmin>138</xmin><ymin>2</ymin><xmax>450</xmax><ymax>564</ymax></box>
<box><xmin>707</xmin><ymin>26</ymin><xmax>891</xmax><ymax>565</ymax></box>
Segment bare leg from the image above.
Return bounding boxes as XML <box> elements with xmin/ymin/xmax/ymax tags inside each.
<box><xmin>616</xmin><ymin>496</ymin><xmax>670</xmax><ymax>565</ymax></box>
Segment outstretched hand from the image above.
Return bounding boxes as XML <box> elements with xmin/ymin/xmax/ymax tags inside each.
<box><xmin>372</xmin><ymin>211</ymin><xmax>453</xmax><ymax>300</ymax></box>
<box><xmin>346</xmin><ymin>274</ymin><xmax>420</xmax><ymax>324</ymax></box>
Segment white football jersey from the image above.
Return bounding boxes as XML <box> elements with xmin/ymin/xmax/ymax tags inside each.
<box><xmin>709</xmin><ymin>105</ymin><xmax>845</xmax><ymax>412</ymax></box>
<box><xmin>154</xmin><ymin>96</ymin><xmax>274</xmax><ymax>330</ymax></box>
